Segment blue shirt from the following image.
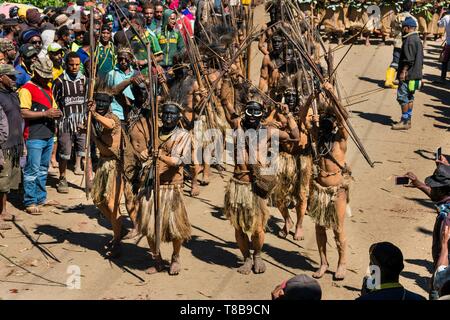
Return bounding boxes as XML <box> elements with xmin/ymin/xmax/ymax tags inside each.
<box><xmin>15</xmin><ymin>64</ymin><xmax>32</xmax><ymax>89</ymax></box>
<box><xmin>106</xmin><ymin>65</ymin><xmax>135</xmax><ymax>120</ymax></box>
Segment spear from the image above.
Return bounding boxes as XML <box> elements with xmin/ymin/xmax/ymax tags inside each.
<box><xmin>84</xmin><ymin>7</ymin><xmax>97</xmax><ymax>199</ymax></box>
<box><xmin>279</xmin><ymin>26</ymin><xmax>375</xmax><ymax>168</ymax></box>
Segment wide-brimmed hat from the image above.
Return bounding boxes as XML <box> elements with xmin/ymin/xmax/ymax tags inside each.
<box><xmin>425</xmin><ymin>165</ymin><xmax>450</xmax><ymax>188</ymax></box>
<box><xmin>31</xmin><ymin>57</ymin><xmax>53</xmax><ymax>79</ymax></box>
<box><xmin>0</xmin><ymin>64</ymin><xmax>20</xmax><ymax>76</ymax></box>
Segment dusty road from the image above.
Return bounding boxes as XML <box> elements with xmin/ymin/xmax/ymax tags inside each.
<box><xmin>0</xmin><ymin>7</ymin><xmax>449</xmax><ymax>300</ymax></box>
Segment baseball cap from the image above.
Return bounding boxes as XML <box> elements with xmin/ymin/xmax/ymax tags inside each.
<box><xmin>425</xmin><ymin>165</ymin><xmax>450</xmax><ymax>188</ymax></box>
<box><xmin>402</xmin><ymin>16</ymin><xmax>417</xmax><ymax>28</ymax></box>
<box><xmin>47</xmin><ymin>42</ymin><xmax>63</xmax><ymax>53</ymax></box>
<box><xmin>280</xmin><ymin>274</ymin><xmax>322</xmax><ymax>300</ymax></box>
<box><xmin>0</xmin><ymin>64</ymin><xmax>20</xmax><ymax>76</ymax></box>
<box><xmin>19</xmin><ymin>44</ymin><xmax>39</xmax><ymax>59</ymax></box>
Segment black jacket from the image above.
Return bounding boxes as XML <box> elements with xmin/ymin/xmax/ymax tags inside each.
<box><xmin>398</xmin><ymin>31</ymin><xmax>423</xmax><ymax>80</ymax></box>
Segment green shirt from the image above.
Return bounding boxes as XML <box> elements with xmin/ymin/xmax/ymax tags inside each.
<box><xmin>157</xmin><ymin>26</ymin><xmax>185</xmax><ymax>68</ymax></box>
<box><xmin>131</xmin><ymin>30</ymin><xmax>163</xmax><ymax>75</ymax></box>
<box><xmin>95</xmin><ymin>41</ymin><xmax>116</xmax><ymax>79</ymax></box>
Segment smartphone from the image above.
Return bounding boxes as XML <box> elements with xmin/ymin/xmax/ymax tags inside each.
<box><xmin>395</xmin><ymin>176</ymin><xmax>410</xmax><ymax>185</ymax></box>
<box><xmin>436</xmin><ymin>147</ymin><xmax>442</xmax><ymax>161</ymax></box>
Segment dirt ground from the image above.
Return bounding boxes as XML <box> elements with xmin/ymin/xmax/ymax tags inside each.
<box><xmin>0</xmin><ymin>6</ymin><xmax>449</xmax><ymax>300</ymax></box>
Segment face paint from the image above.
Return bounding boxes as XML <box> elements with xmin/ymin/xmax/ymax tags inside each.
<box><xmin>319</xmin><ymin>115</ymin><xmax>336</xmax><ymax>134</ymax></box>
<box><xmin>161</xmin><ymin>104</ymin><xmax>181</xmax><ymax>129</ymax></box>
<box><xmin>285</xmin><ymin>48</ymin><xmax>296</xmax><ymax>65</ymax></box>
<box><xmin>243</xmin><ymin>101</ymin><xmax>264</xmax><ymax>129</ymax></box>
<box><xmin>94</xmin><ymin>93</ymin><xmax>113</xmax><ymax>115</ymax></box>
<box><xmin>284</xmin><ymin>91</ymin><xmax>298</xmax><ymax>112</ymax></box>
<box><xmin>272</xmin><ymin>36</ymin><xmax>283</xmax><ymax>52</ymax></box>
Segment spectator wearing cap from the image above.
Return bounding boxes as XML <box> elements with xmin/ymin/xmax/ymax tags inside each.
<box><xmin>47</xmin><ymin>43</ymin><xmax>65</xmax><ymax>81</ymax></box>
<box><xmin>96</xmin><ymin>25</ymin><xmax>116</xmax><ymax>79</ymax></box>
<box><xmin>433</xmin><ymin>215</ymin><xmax>450</xmax><ymax>299</ymax></box>
<box><xmin>404</xmin><ymin>162</ymin><xmax>450</xmax><ymax>268</ymax></box>
<box><xmin>271</xmin><ymin>274</ymin><xmax>322</xmax><ymax>300</ymax></box>
<box><xmin>25</xmin><ymin>9</ymin><xmax>43</xmax><ymax>30</ymax></box>
<box><xmin>19</xmin><ymin>58</ymin><xmax>62</xmax><ymax>215</ymax></box>
<box><xmin>0</xmin><ymin>39</ymin><xmax>17</xmax><ymax>65</ymax></box>
<box><xmin>437</xmin><ymin>6</ymin><xmax>450</xmax><ymax>84</ymax></box>
<box><xmin>71</xmin><ymin>28</ymin><xmax>86</xmax><ymax>53</ymax></box>
<box><xmin>357</xmin><ymin>242</ymin><xmax>426</xmax><ymax>300</ymax></box>
<box><xmin>20</xmin><ymin>28</ymin><xmax>43</xmax><ymax>54</ymax></box>
<box><xmin>106</xmin><ymin>48</ymin><xmax>136</xmax><ymax>122</ymax></box>
<box><xmin>157</xmin><ymin>12</ymin><xmax>185</xmax><ymax>70</ymax></box>
<box><xmin>1</xmin><ymin>18</ymin><xmax>21</xmax><ymax>45</ymax></box>
<box><xmin>0</xmin><ymin>64</ymin><xmax>23</xmax><ymax>230</ymax></box>
<box><xmin>52</xmin><ymin>51</ymin><xmax>87</xmax><ymax>193</ymax></box>
<box><xmin>15</xmin><ymin>44</ymin><xmax>39</xmax><ymax>88</ymax></box>
<box><xmin>391</xmin><ymin>16</ymin><xmax>424</xmax><ymax>130</ymax></box>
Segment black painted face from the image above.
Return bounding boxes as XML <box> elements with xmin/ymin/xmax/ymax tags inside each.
<box><xmin>284</xmin><ymin>91</ymin><xmax>298</xmax><ymax>112</ymax></box>
<box><xmin>161</xmin><ymin>104</ymin><xmax>180</xmax><ymax>129</ymax></box>
<box><xmin>319</xmin><ymin>115</ymin><xmax>336</xmax><ymax>135</ymax></box>
<box><xmin>244</xmin><ymin>101</ymin><xmax>264</xmax><ymax>129</ymax></box>
<box><xmin>94</xmin><ymin>93</ymin><xmax>112</xmax><ymax>116</ymax></box>
<box><xmin>272</xmin><ymin>36</ymin><xmax>283</xmax><ymax>52</ymax></box>
<box><xmin>285</xmin><ymin>48</ymin><xmax>296</xmax><ymax>65</ymax></box>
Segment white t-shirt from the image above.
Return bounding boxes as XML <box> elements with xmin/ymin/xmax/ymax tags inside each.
<box><xmin>438</xmin><ymin>14</ymin><xmax>450</xmax><ymax>44</ymax></box>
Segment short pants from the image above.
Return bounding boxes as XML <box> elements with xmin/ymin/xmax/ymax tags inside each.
<box><xmin>58</xmin><ymin>131</ymin><xmax>86</xmax><ymax>161</ymax></box>
<box><xmin>0</xmin><ymin>151</ymin><xmax>21</xmax><ymax>193</ymax></box>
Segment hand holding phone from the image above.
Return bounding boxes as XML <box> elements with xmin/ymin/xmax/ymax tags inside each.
<box><xmin>395</xmin><ymin>176</ymin><xmax>410</xmax><ymax>185</ymax></box>
<box><xmin>435</xmin><ymin>147</ymin><xmax>442</xmax><ymax>161</ymax></box>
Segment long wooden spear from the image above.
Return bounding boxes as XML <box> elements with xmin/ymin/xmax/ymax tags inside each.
<box><xmin>84</xmin><ymin>7</ymin><xmax>97</xmax><ymax>199</ymax></box>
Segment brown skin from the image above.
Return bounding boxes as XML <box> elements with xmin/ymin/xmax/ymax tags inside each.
<box><xmin>228</xmin><ymin>115</ymin><xmax>293</xmax><ymax>274</ymax></box>
<box><xmin>28</xmin><ymin>36</ymin><xmax>42</xmax><ymax>52</ymax></box>
<box><xmin>144</xmin><ymin>7</ymin><xmax>154</xmax><ymax>25</ymax></box>
<box><xmin>154</xmin><ymin>5</ymin><xmax>164</xmax><ymax>21</ymax></box>
<box><xmin>258</xmin><ymin>53</ymin><xmax>281</xmax><ymax>95</ymax></box>
<box><xmin>100</xmin><ymin>29</ymin><xmax>112</xmax><ymax>45</ymax></box>
<box><xmin>0</xmin><ymin>52</ymin><xmax>6</xmax><ymax>65</ymax></box>
<box><xmin>308</xmin><ymin>82</ymin><xmax>349</xmax><ymax>280</ymax></box>
<box><xmin>89</xmin><ymin>101</ymin><xmax>123</xmax><ymax>256</ymax></box>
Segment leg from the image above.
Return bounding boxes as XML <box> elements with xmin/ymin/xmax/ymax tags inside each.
<box><xmin>312</xmin><ymin>224</ymin><xmax>329</xmax><ymax>278</ymax></box>
<box><xmin>201</xmin><ymin>164</ymin><xmax>210</xmax><ymax>185</ymax></box>
<box><xmin>277</xmin><ymin>203</ymin><xmax>292</xmax><ymax>239</ymax></box>
<box><xmin>294</xmin><ymin>199</ymin><xmax>306</xmax><ymax>241</ymax></box>
<box><xmin>252</xmin><ymin>227</ymin><xmax>266</xmax><ymax>274</ymax></box>
<box><xmin>122</xmin><ymin>182</ymin><xmax>139</xmax><ymax>240</ymax></box>
<box><xmin>51</xmin><ymin>135</ymin><xmax>58</xmax><ymax>168</ymax></box>
<box><xmin>333</xmin><ymin>188</ymin><xmax>348</xmax><ymax>280</ymax></box>
<box><xmin>36</xmin><ymin>138</ymin><xmax>54</xmax><ymax>205</ymax></box>
<box><xmin>169</xmin><ymin>239</ymin><xmax>183</xmax><ymax>275</ymax></box>
<box><xmin>23</xmin><ymin>139</ymin><xmax>45</xmax><ymax>210</ymax></box>
<box><xmin>145</xmin><ymin>236</ymin><xmax>168</xmax><ymax>274</ymax></box>
<box><xmin>191</xmin><ymin>164</ymin><xmax>201</xmax><ymax>196</ymax></box>
<box><xmin>57</xmin><ymin>132</ymin><xmax>70</xmax><ymax>193</ymax></box>
<box><xmin>440</xmin><ymin>58</ymin><xmax>448</xmax><ymax>82</ymax></box>
<box><xmin>74</xmin><ymin>133</ymin><xmax>86</xmax><ymax>175</ymax></box>
<box><xmin>105</xmin><ymin>174</ymin><xmax>124</xmax><ymax>257</ymax></box>
<box><xmin>0</xmin><ymin>193</ymin><xmax>12</xmax><ymax>230</ymax></box>
<box><xmin>235</xmin><ymin>228</ymin><xmax>253</xmax><ymax>274</ymax></box>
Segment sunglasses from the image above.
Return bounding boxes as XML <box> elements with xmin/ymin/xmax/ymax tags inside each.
<box><xmin>31</xmin><ymin>41</ymin><xmax>42</xmax><ymax>45</ymax></box>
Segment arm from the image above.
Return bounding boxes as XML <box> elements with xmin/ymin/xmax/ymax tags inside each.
<box><xmin>436</xmin><ymin>221</ymin><xmax>450</xmax><ymax>268</ymax></box>
<box><xmin>88</xmin><ymin>101</ymin><xmax>116</xmax><ymax>130</ymax></box>
<box><xmin>0</xmin><ymin>107</ymin><xmax>8</xmax><ymax>145</ymax></box>
<box><xmin>258</xmin><ymin>27</ymin><xmax>269</xmax><ymax>55</ymax></box>
<box><xmin>258</xmin><ymin>55</ymin><xmax>270</xmax><ymax>93</ymax></box>
<box><xmin>403</xmin><ymin>172</ymin><xmax>432</xmax><ymax>197</ymax></box>
<box><xmin>19</xmin><ymin>88</ymin><xmax>62</xmax><ymax>120</ymax></box>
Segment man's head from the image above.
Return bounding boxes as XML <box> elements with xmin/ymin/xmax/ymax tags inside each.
<box><xmin>319</xmin><ymin>112</ymin><xmax>337</xmax><ymax>135</ymax></box>
<box><xmin>31</xmin><ymin>57</ymin><xmax>53</xmax><ymax>88</ymax></box>
<box><xmin>65</xmin><ymin>52</ymin><xmax>81</xmax><ymax>76</ymax></box>
<box><xmin>0</xmin><ymin>39</ymin><xmax>17</xmax><ymax>63</ymax></box>
<box><xmin>102</xmin><ymin>14</ymin><xmax>114</xmax><ymax>30</ymax></box>
<box><xmin>126</xmin><ymin>2</ymin><xmax>138</xmax><ymax>16</ymax></box>
<box><xmin>154</xmin><ymin>3</ymin><xmax>164</xmax><ymax>21</ymax></box>
<box><xmin>117</xmin><ymin>47</ymin><xmax>133</xmax><ymax>72</ymax></box>
<box><xmin>425</xmin><ymin>165</ymin><xmax>450</xmax><ymax>202</ymax></box>
<box><xmin>131</xmin><ymin>13</ymin><xmax>146</xmax><ymax>34</ymax></box>
<box><xmin>284</xmin><ymin>45</ymin><xmax>297</xmax><ymax>67</ymax></box>
<box><xmin>271</xmin><ymin>274</ymin><xmax>322</xmax><ymax>300</ymax></box>
<box><xmin>284</xmin><ymin>88</ymin><xmax>298</xmax><ymax>113</ymax></box>
<box><xmin>47</xmin><ymin>43</ymin><xmax>64</xmax><ymax>68</ymax></box>
<box><xmin>21</xmin><ymin>28</ymin><xmax>42</xmax><ymax>52</ymax></box>
<box><xmin>161</xmin><ymin>102</ymin><xmax>181</xmax><ymax>130</ymax></box>
<box><xmin>19</xmin><ymin>44</ymin><xmax>39</xmax><ymax>69</ymax></box>
<box><xmin>100</xmin><ymin>25</ymin><xmax>112</xmax><ymax>44</ymax></box>
<box><xmin>369</xmin><ymin>242</ymin><xmax>404</xmax><ymax>283</ymax></box>
<box><xmin>74</xmin><ymin>30</ymin><xmax>85</xmax><ymax>45</ymax></box>
<box><xmin>56</xmin><ymin>25</ymin><xmax>72</xmax><ymax>47</ymax></box>
<box><xmin>243</xmin><ymin>100</ymin><xmax>265</xmax><ymax>129</ymax></box>
<box><xmin>401</xmin><ymin>16</ymin><xmax>417</xmax><ymax>35</ymax></box>
<box><xmin>94</xmin><ymin>91</ymin><xmax>113</xmax><ymax>116</ymax></box>
<box><xmin>0</xmin><ymin>64</ymin><xmax>18</xmax><ymax>91</ymax></box>
<box><xmin>2</xmin><ymin>18</ymin><xmax>21</xmax><ymax>37</ymax></box>
<box><xmin>271</xmin><ymin>34</ymin><xmax>284</xmax><ymax>53</ymax></box>
<box><xmin>402</xmin><ymin>0</ymin><xmax>413</xmax><ymax>13</ymax></box>
<box><xmin>143</xmin><ymin>4</ymin><xmax>154</xmax><ymax>25</ymax></box>
<box><xmin>26</xmin><ymin>8</ymin><xmax>42</xmax><ymax>27</ymax></box>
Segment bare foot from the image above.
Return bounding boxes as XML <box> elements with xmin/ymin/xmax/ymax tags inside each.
<box><xmin>334</xmin><ymin>264</ymin><xmax>346</xmax><ymax>281</ymax></box>
<box><xmin>237</xmin><ymin>257</ymin><xmax>253</xmax><ymax>275</ymax></box>
<box><xmin>312</xmin><ymin>264</ymin><xmax>329</xmax><ymax>279</ymax></box>
<box><xmin>278</xmin><ymin>217</ymin><xmax>293</xmax><ymax>239</ymax></box>
<box><xmin>253</xmin><ymin>255</ymin><xmax>266</xmax><ymax>274</ymax></box>
<box><xmin>200</xmin><ymin>173</ymin><xmax>210</xmax><ymax>186</ymax></box>
<box><xmin>169</xmin><ymin>255</ymin><xmax>181</xmax><ymax>276</ymax></box>
<box><xmin>122</xmin><ymin>228</ymin><xmax>140</xmax><ymax>240</ymax></box>
<box><xmin>191</xmin><ymin>182</ymin><xmax>200</xmax><ymax>197</ymax></box>
<box><xmin>293</xmin><ymin>225</ymin><xmax>304</xmax><ymax>241</ymax></box>
<box><xmin>146</xmin><ymin>258</ymin><xmax>166</xmax><ymax>275</ymax></box>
